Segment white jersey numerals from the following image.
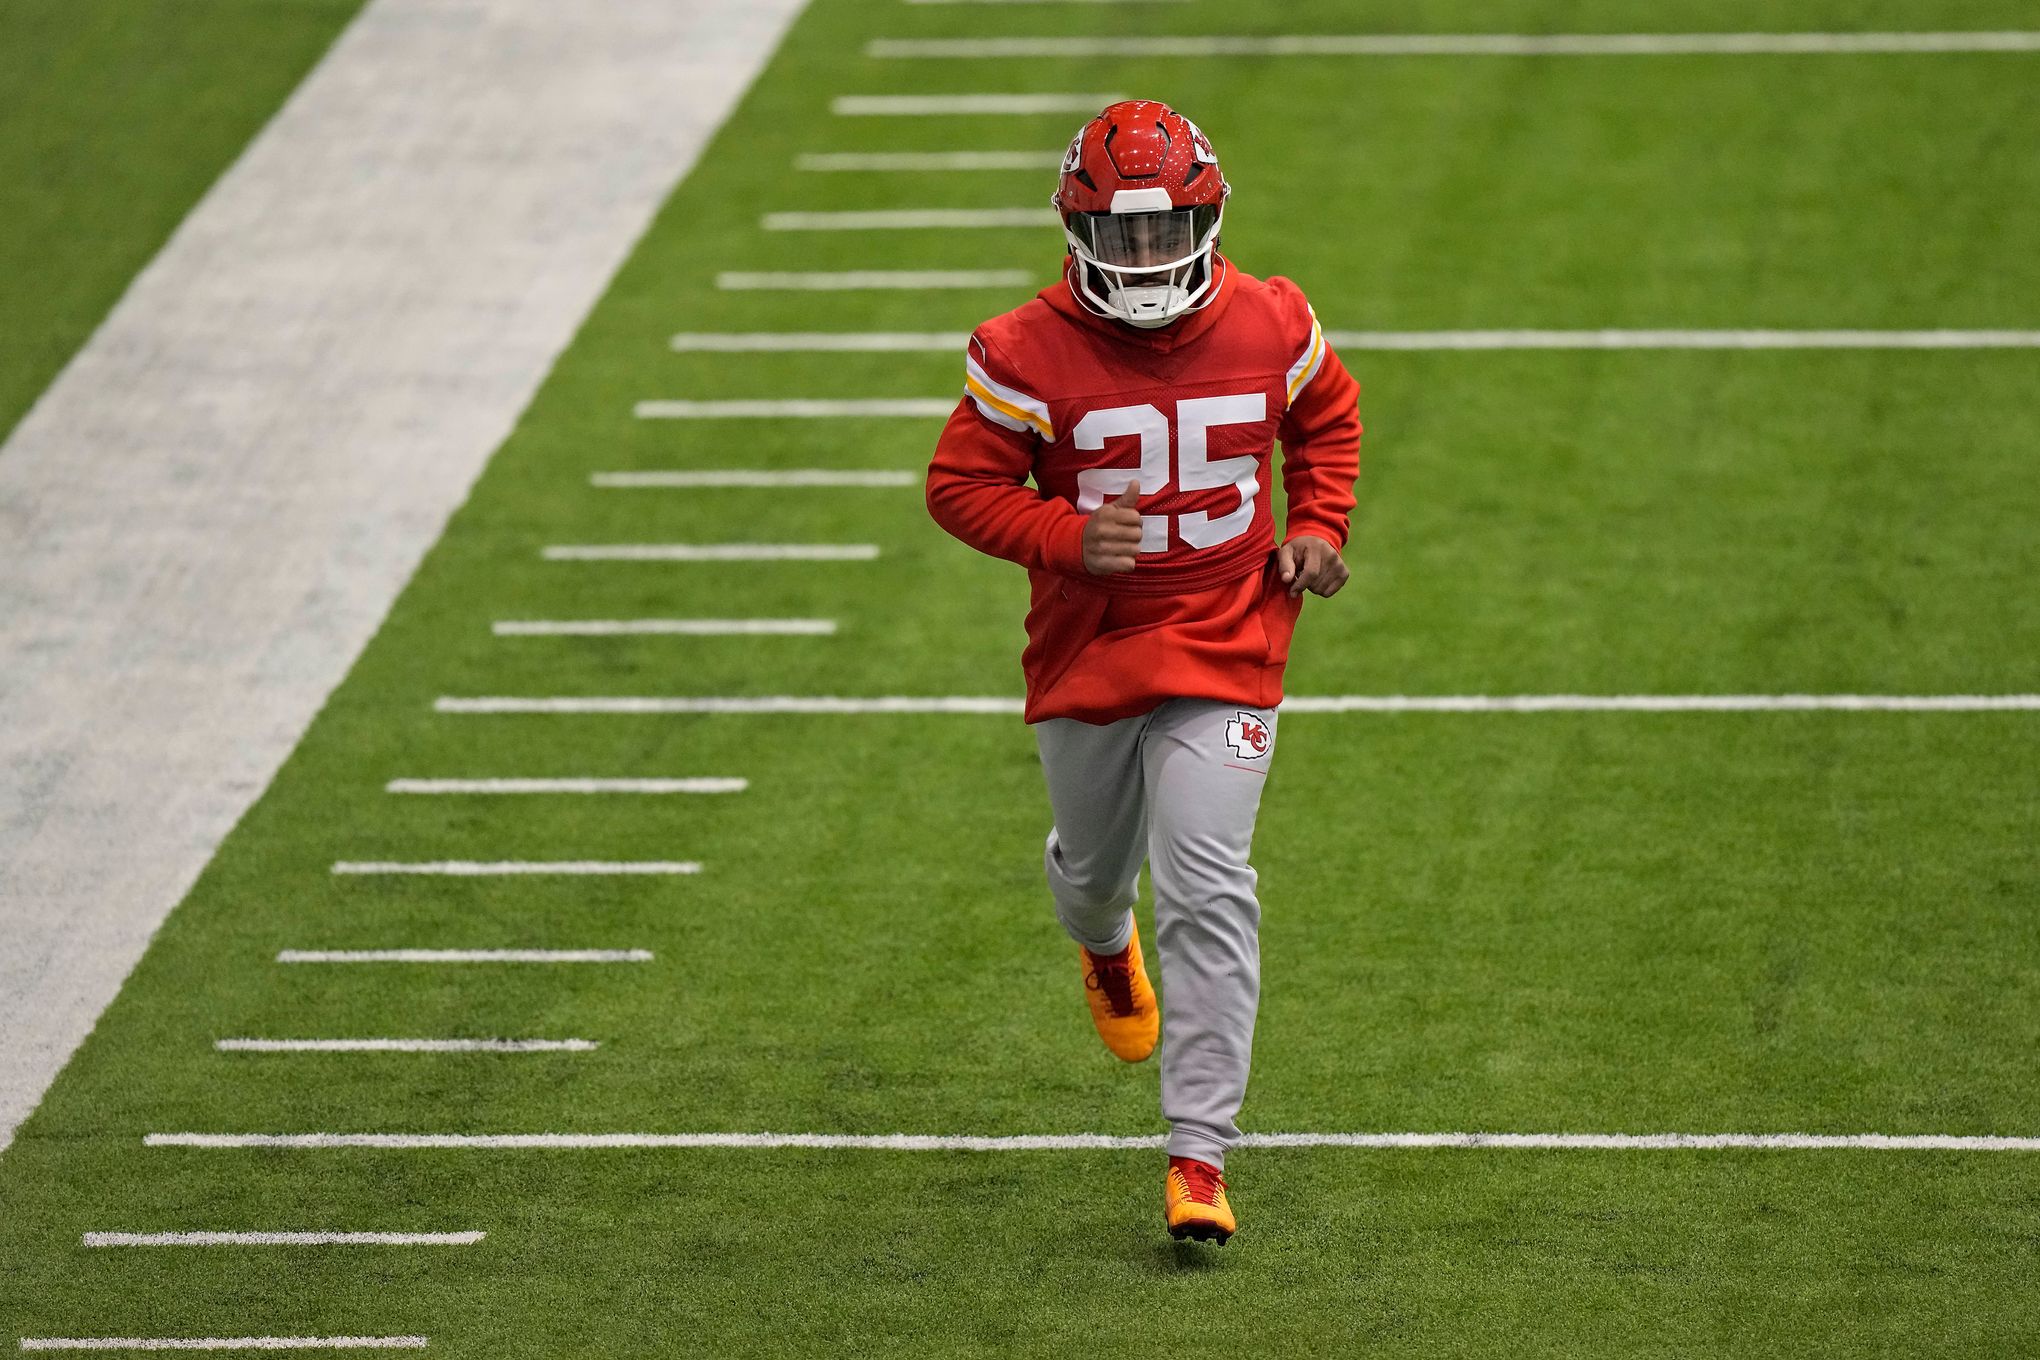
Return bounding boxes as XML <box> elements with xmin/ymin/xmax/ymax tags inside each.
<box><xmin>1071</xmin><ymin>394</ymin><xmax>1266</xmax><ymax>553</ymax></box>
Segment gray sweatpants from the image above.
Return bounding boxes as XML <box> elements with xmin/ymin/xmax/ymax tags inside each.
<box><xmin>1033</xmin><ymin>697</ymin><xmax>1278</xmax><ymax>1169</ymax></box>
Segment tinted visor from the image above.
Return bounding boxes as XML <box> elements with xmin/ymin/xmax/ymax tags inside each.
<box><xmin>1074</xmin><ymin>206</ymin><xmax>1219</xmax><ymax>269</ymax></box>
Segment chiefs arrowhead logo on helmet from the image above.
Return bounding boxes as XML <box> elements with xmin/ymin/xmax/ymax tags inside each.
<box><xmin>1052</xmin><ymin>99</ymin><xmax>1230</xmax><ymax>330</ymax></box>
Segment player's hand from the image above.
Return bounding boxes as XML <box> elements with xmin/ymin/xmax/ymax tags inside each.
<box><xmin>1082</xmin><ymin>484</ymin><xmax>1144</xmax><ymax>575</ymax></box>
<box><xmin>1276</xmin><ymin>534</ymin><xmax>1348</xmax><ymax>598</ymax></box>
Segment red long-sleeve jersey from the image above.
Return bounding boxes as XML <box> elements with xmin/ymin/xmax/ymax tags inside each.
<box><xmin>926</xmin><ymin>259</ymin><xmax>1361</xmax><ymax>724</ymax></box>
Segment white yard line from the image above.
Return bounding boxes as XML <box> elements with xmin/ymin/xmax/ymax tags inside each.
<box><xmin>869</xmin><ymin>32</ymin><xmax>2040</xmax><ymax>58</ymax></box>
<box><xmin>83</xmin><ymin>1232</ymin><xmax>484</xmax><ymax>1247</ymax></box>
<box><xmin>542</xmin><ymin>544</ymin><xmax>881</xmax><ymax>561</ymax></box>
<box><xmin>672</xmin><ymin>331</ymin><xmax>968</xmax><ymax>351</ymax></box>
<box><xmin>386</xmin><ymin>778</ymin><xmax>746</xmax><ymax>794</ymax></box>
<box><xmin>763</xmin><ymin>209</ymin><xmax>1058</xmax><ymax>230</ymax></box>
<box><xmin>1326</xmin><ymin>329</ymin><xmax>2040</xmax><ymax>349</ymax></box>
<box><xmin>716</xmin><ymin>269</ymin><xmax>1035</xmax><ymax>290</ymax></box>
<box><xmin>0</xmin><ymin>0</ymin><xmax>809</xmax><ymax>1156</ymax></box>
<box><xmin>19</xmin><ymin>1343</ymin><xmax>428</xmax><ymax>1354</ymax></box>
<box><xmin>432</xmin><ymin>694</ymin><xmax>2040</xmax><ymax>716</ymax></box>
<box><xmin>832</xmin><ymin>94</ymin><xmax>1123</xmax><ymax>115</ymax></box>
<box><xmin>636</xmin><ymin>399</ymin><xmax>953</xmax><ymax>418</ymax></box>
<box><xmin>275</xmin><ymin>951</ymin><xmax>653</xmax><ymax>964</ymax></box>
<box><xmin>329</xmin><ymin>861</ymin><xmax>701</xmax><ymax>875</ymax></box>
<box><xmin>593</xmin><ymin>470</ymin><xmax>916</xmax><ymax>487</ymax></box>
<box><xmin>493</xmin><ymin>619</ymin><xmax>837</xmax><ymax>636</ymax></box>
<box><xmin>796</xmin><ymin>151</ymin><xmax>1063</xmax><ymax>171</ymax></box>
<box><xmin>217</xmin><ymin>1052</ymin><xmax>595</xmax><ymax>1060</ymax></box>
<box><xmin>141</xmin><ymin>1131</ymin><xmax>2040</xmax><ymax>1152</ymax></box>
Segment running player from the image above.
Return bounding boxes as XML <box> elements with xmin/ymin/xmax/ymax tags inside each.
<box><xmin>924</xmin><ymin>100</ymin><xmax>1361</xmax><ymax>1244</ymax></box>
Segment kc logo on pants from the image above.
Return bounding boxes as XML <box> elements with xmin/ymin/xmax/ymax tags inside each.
<box><xmin>1224</xmin><ymin>711</ymin><xmax>1272</xmax><ymax>761</ymax></box>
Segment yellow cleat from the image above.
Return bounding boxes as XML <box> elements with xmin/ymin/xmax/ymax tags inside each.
<box><xmin>1079</xmin><ymin>923</ymin><xmax>1159</xmax><ymax>1062</ymax></box>
<box><xmin>1175</xmin><ymin>1158</ymin><xmax>1232</xmax><ymax>1247</ymax></box>
<box><xmin>1164</xmin><ymin>1155</ymin><xmax>1236</xmax><ymax>1245</ymax></box>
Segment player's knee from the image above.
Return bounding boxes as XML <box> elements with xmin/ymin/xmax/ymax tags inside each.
<box><xmin>1044</xmin><ymin>831</ymin><xmax>1139</xmax><ymax>910</ymax></box>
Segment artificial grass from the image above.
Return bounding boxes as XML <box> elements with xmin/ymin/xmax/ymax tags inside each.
<box><xmin>0</xmin><ymin>0</ymin><xmax>367</xmax><ymax>449</ymax></box>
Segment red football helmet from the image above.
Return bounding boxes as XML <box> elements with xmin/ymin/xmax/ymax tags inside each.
<box><xmin>1052</xmin><ymin>99</ymin><xmax>1230</xmax><ymax>329</ymax></box>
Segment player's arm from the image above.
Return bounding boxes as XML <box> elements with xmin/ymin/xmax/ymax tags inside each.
<box><xmin>1272</xmin><ymin>299</ymin><xmax>1361</xmax><ymax>598</ymax></box>
<box><xmin>925</xmin><ymin>335</ymin><xmax>1139</xmax><ymax>577</ymax></box>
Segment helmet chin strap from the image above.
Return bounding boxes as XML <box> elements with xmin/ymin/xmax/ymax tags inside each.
<box><xmin>1108</xmin><ymin>284</ymin><xmax>1192</xmax><ymax>329</ymax></box>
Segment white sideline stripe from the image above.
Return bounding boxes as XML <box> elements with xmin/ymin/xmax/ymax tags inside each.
<box><xmin>83</xmin><ymin>1232</ymin><xmax>484</xmax><ymax>1247</ymax></box>
<box><xmin>1325</xmin><ymin>329</ymin><xmax>2040</xmax><ymax>350</ymax></box>
<box><xmin>0</xmin><ymin>0</ymin><xmax>810</xmax><ymax>1157</ymax></box>
<box><xmin>19</xmin><ymin>1341</ymin><xmax>428</xmax><ymax>1353</ymax></box>
<box><xmin>832</xmin><ymin>94</ymin><xmax>1124</xmax><ymax>115</ymax></box>
<box><xmin>215</xmin><ymin>1052</ymin><xmax>595</xmax><ymax>1060</ymax></box>
<box><xmin>593</xmin><ymin>470</ymin><xmax>916</xmax><ymax>487</ymax></box>
<box><xmin>796</xmin><ymin>151</ymin><xmax>1064</xmax><ymax>171</ymax></box>
<box><xmin>275</xmin><ymin>951</ymin><xmax>653</xmax><ymax>964</ymax></box>
<box><xmin>493</xmin><ymin>619</ymin><xmax>837</xmax><ymax>636</ymax></box>
<box><xmin>868</xmin><ymin>32</ymin><xmax>2040</xmax><ymax>58</ymax></box>
<box><xmin>636</xmin><ymin>399</ymin><xmax>952</xmax><ymax>419</ymax></box>
<box><xmin>386</xmin><ymin>778</ymin><xmax>747</xmax><ymax>794</ymax></box>
<box><xmin>763</xmin><ymin>209</ymin><xmax>1058</xmax><ymax>231</ymax></box>
<box><xmin>330</xmin><ymin>861</ymin><xmax>700</xmax><ymax>875</ymax></box>
<box><xmin>716</xmin><ymin>269</ymin><xmax>1035</xmax><ymax>290</ymax></box>
<box><xmin>431</xmin><ymin>695</ymin><xmax>2040</xmax><ymax>716</ymax></box>
<box><xmin>140</xmin><ymin>1131</ymin><xmax>2040</xmax><ymax>1152</ymax></box>
<box><xmin>543</xmin><ymin>544</ymin><xmax>881</xmax><ymax>561</ymax></box>
<box><xmin>672</xmin><ymin>331</ymin><xmax>968</xmax><ymax>351</ymax></box>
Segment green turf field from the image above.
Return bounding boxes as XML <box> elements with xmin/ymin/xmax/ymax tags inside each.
<box><xmin>0</xmin><ymin>0</ymin><xmax>367</xmax><ymax>448</ymax></box>
<box><xmin>4</xmin><ymin>0</ymin><xmax>2039</xmax><ymax>1353</ymax></box>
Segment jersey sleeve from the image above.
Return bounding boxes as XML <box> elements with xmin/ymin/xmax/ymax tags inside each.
<box><xmin>925</xmin><ymin>331</ymin><xmax>1088</xmax><ymax>577</ymax></box>
<box><xmin>1271</xmin><ymin>281</ymin><xmax>1361</xmax><ymax>551</ymax></box>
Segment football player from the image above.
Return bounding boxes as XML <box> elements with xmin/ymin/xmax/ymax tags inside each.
<box><xmin>925</xmin><ymin>100</ymin><xmax>1361</xmax><ymax>1244</ymax></box>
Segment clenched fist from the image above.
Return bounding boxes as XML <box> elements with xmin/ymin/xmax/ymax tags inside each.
<box><xmin>1083</xmin><ymin>484</ymin><xmax>1144</xmax><ymax>576</ymax></box>
<box><xmin>1276</xmin><ymin>534</ymin><xmax>1348</xmax><ymax>598</ymax></box>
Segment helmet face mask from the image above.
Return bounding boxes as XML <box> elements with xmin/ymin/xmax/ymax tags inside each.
<box><xmin>1053</xmin><ymin>101</ymin><xmax>1230</xmax><ymax>330</ymax></box>
<box><xmin>1066</xmin><ymin>206</ymin><xmax>1222</xmax><ymax>329</ymax></box>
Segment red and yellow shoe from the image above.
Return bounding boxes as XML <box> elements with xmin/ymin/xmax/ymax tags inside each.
<box><xmin>1079</xmin><ymin>924</ymin><xmax>1159</xmax><ymax>1062</ymax></box>
<box><xmin>1164</xmin><ymin>1155</ymin><xmax>1236</xmax><ymax>1245</ymax></box>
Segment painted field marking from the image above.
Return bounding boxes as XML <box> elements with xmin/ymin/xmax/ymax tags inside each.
<box><xmin>542</xmin><ymin>543</ymin><xmax>881</xmax><ymax>561</ymax></box>
<box><xmin>432</xmin><ymin>695</ymin><xmax>2040</xmax><ymax>716</ymax></box>
<box><xmin>868</xmin><ymin>32</ymin><xmax>2040</xmax><ymax>58</ymax></box>
<box><xmin>636</xmin><ymin>399</ymin><xmax>951</xmax><ymax>419</ymax></box>
<box><xmin>215</xmin><ymin>1052</ymin><xmax>595</xmax><ymax>1060</ymax></box>
<box><xmin>141</xmin><ymin>1131</ymin><xmax>2040</xmax><ymax>1152</ymax></box>
<box><xmin>330</xmin><ymin>861</ymin><xmax>700</xmax><ymax>875</ymax></box>
<box><xmin>18</xmin><ymin>1341</ymin><xmax>429</xmax><ymax>1353</ymax></box>
<box><xmin>796</xmin><ymin>151</ymin><xmax>1063</xmax><ymax>171</ymax></box>
<box><xmin>762</xmin><ymin>208</ymin><xmax>1058</xmax><ymax>231</ymax></box>
<box><xmin>715</xmin><ymin>270</ymin><xmax>1035</xmax><ymax>290</ymax></box>
<box><xmin>1325</xmin><ymin>329</ymin><xmax>2040</xmax><ymax>350</ymax></box>
<box><xmin>672</xmin><ymin>331</ymin><xmax>966</xmax><ymax>352</ymax></box>
<box><xmin>275</xmin><ymin>951</ymin><xmax>653</xmax><ymax>964</ymax></box>
<box><xmin>493</xmin><ymin>619</ymin><xmax>837</xmax><ymax>636</ymax></box>
<box><xmin>832</xmin><ymin>94</ymin><xmax>1123</xmax><ymax>115</ymax></box>
<box><xmin>386</xmin><ymin>778</ymin><xmax>746</xmax><ymax>795</ymax></box>
<box><xmin>659</xmin><ymin>330</ymin><xmax>2040</xmax><ymax>353</ymax></box>
<box><xmin>593</xmin><ymin>470</ymin><xmax>916</xmax><ymax>488</ymax></box>
<box><xmin>83</xmin><ymin>1232</ymin><xmax>484</xmax><ymax>1247</ymax></box>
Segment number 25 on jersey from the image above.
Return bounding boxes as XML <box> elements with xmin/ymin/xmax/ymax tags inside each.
<box><xmin>1071</xmin><ymin>394</ymin><xmax>1266</xmax><ymax>554</ymax></box>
